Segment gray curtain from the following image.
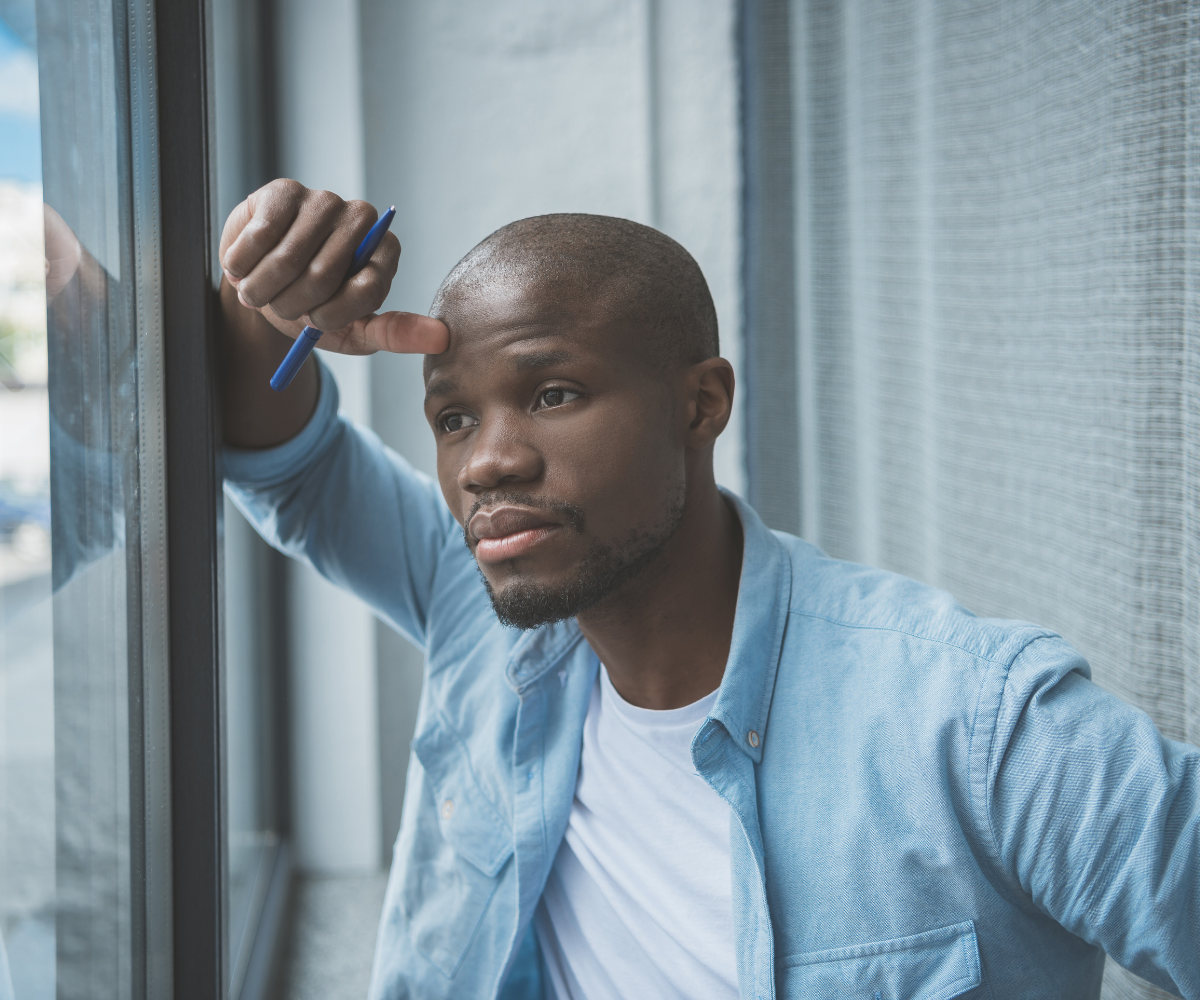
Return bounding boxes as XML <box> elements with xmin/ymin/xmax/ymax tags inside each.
<box><xmin>785</xmin><ymin>2</ymin><xmax>1198</xmax><ymax>997</ymax></box>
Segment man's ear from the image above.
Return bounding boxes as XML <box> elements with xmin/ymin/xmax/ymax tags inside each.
<box><xmin>684</xmin><ymin>358</ymin><xmax>735</xmax><ymax>448</ymax></box>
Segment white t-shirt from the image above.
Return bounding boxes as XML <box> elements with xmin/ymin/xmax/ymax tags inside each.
<box><xmin>535</xmin><ymin>667</ymin><xmax>738</xmax><ymax>1000</ymax></box>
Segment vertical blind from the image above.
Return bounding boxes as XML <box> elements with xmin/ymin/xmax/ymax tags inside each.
<box><xmin>766</xmin><ymin>2</ymin><xmax>1199</xmax><ymax>997</ymax></box>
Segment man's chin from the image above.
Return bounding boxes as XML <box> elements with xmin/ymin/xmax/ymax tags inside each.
<box><xmin>481</xmin><ymin>573</ymin><xmax>595</xmax><ymax>631</ymax></box>
<box><xmin>478</xmin><ymin>523</ymin><xmax>682</xmax><ymax>631</ymax></box>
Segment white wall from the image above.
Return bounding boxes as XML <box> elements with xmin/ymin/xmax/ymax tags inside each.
<box><xmin>276</xmin><ymin>0</ymin><xmax>380</xmax><ymax>874</ymax></box>
<box><xmin>273</xmin><ymin>0</ymin><xmax>743</xmax><ymax>870</ymax></box>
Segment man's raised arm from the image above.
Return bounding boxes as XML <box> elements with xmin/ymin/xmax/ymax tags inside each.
<box><xmin>219</xmin><ymin>179</ymin><xmax>453</xmax><ymax>648</ymax></box>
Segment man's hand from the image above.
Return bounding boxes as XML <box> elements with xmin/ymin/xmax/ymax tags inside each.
<box><xmin>219</xmin><ymin>179</ymin><xmax>448</xmax><ymax>449</ymax></box>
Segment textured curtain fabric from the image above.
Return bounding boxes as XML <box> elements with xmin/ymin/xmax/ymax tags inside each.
<box><xmin>788</xmin><ymin>2</ymin><xmax>1197</xmax><ymax>997</ymax></box>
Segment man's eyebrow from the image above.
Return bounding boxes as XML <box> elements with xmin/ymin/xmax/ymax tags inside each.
<box><xmin>512</xmin><ymin>350</ymin><xmax>577</xmax><ymax>372</ymax></box>
<box><xmin>424</xmin><ymin>377</ymin><xmax>458</xmax><ymax>400</ymax></box>
<box><xmin>424</xmin><ymin>350</ymin><xmax>576</xmax><ymax>399</ymax></box>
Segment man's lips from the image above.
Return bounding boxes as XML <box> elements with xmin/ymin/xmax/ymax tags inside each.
<box><xmin>469</xmin><ymin>506</ymin><xmax>563</xmax><ymax>562</ymax></box>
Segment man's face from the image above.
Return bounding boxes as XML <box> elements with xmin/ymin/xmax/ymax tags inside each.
<box><xmin>424</xmin><ymin>277</ymin><xmax>689</xmax><ymax>629</ymax></box>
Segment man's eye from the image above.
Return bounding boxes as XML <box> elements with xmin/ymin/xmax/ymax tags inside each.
<box><xmin>538</xmin><ymin>388</ymin><xmax>581</xmax><ymax>409</ymax></box>
<box><xmin>439</xmin><ymin>412</ymin><xmax>479</xmax><ymax>433</ymax></box>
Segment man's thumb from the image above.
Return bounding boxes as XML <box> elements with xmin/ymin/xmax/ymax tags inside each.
<box><xmin>367</xmin><ymin>312</ymin><xmax>450</xmax><ymax>355</ymax></box>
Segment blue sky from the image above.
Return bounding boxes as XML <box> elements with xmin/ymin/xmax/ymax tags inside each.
<box><xmin>0</xmin><ymin>16</ymin><xmax>41</xmax><ymax>183</ymax></box>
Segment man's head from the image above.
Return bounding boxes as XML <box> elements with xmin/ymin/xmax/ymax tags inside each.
<box><xmin>423</xmin><ymin>213</ymin><xmax>733</xmax><ymax>629</ymax></box>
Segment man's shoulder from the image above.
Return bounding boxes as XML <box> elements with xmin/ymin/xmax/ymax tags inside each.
<box><xmin>772</xmin><ymin>529</ymin><xmax>1055</xmax><ymax>668</ymax></box>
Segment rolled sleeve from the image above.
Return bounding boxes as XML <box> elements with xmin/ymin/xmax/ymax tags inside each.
<box><xmin>224</xmin><ymin>358</ymin><xmax>456</xmax><ymax>648</ymax></box>
<box><xmin>987</xmin><ymin>636</ymin><xmax>1200</xmax><ymax>997</ymax></box>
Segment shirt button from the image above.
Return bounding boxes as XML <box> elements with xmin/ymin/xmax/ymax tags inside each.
<box><xmin>441</xmin><ymin>799</ymin><xmax>454</xmax><ymax>820</ymax></box>
<box><xmin>747</xmin><ymin>730</ymin><xmax>760</xmax><ymax>748</ymax></box>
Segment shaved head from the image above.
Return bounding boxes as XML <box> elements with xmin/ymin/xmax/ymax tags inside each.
<box><xmin>431</xmin><ymin>213</ymin><xmax>719</xmax><ymax>371</ymax></box>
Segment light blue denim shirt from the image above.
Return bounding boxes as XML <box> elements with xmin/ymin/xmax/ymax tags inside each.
<box><xmin>225</xmin><ymin>363</ymin><xmax>1200</xmax><ymax>1000</ymax></box>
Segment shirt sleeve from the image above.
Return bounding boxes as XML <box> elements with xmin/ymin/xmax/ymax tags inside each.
<box><xmin>985</xmin><ymin>635</ymin><xmax>1200</xmax><ymax>997</ymax></box>
<box><xmin>223</xmin><ymin>358</ymin><xmax>456</xmax><ymax>649</ymax></box>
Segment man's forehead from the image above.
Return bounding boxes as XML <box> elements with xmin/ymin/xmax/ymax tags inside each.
<box><xmin>438</xmin><ymin>269</ymin><xmax>614</xmax><ymax>327</ymax></box>
<box><xmin>424</xmin><ymin>285</ymin><xmax>630</xmax><ymax>381</ymax></box>
<box><xmin>423</xmin><ymin>327</ymin><xmax>595</xmax><ymax>394</ymax></box>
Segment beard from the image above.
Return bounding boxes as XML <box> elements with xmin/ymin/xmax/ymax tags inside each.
<box><xmin>467</xmin><ymin>486</ymin><xmax>686</xmax><ymax>631</ymax></box>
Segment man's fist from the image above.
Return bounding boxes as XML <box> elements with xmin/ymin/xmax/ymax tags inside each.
<box><xmin>219</xmin><ymin>179</ymin><xmax>446</xmax><ymax>356</ymax></box>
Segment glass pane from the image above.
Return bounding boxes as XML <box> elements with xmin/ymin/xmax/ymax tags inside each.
<box><xmin>2</xmin><ymin>0</ymin><xmax>170</xmax><ymax>995</ymax></box>
<box><xmin>0</xmin><ymin>11</ymin><xmax>53</xmax><ymax>997</ymax></box>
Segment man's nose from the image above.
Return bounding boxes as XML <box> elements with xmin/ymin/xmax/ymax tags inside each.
<box><xmin>457</xmin><ymin>414</ymin><xmax>543</xmax><ymax>492</ymax></box>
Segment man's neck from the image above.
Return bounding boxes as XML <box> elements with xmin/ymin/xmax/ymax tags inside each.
<box><xmin>576</xmin><ymin>480</ymin><xmax>743</xmax><ymax>710</ymax></box>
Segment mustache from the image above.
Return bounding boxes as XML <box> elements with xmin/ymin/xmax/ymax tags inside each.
<box><xmin>464</xmin><ymin>491</ymin><xmax>586</xmax><ymax>538</ymax></box>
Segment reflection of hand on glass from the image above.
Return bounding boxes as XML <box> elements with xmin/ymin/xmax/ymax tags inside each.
<box><xmin>41</xmin><ymin>199</ymin><xmax>132</xmax><ymax>586</ymax></box>
<box><xmin>43</xmin><ymin>203</ymin><xmax>107</xmax><ymax>304</ymax></box>
<box><xmin>43</xmin><ymin>203</ymin><xmax>81</xmax><ymax>299</ymax></box>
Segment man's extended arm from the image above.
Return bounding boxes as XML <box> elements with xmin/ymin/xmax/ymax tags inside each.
<box><xmin>986</xmin><ymin>636</ymin><xmax>1200</xmax><ymax>997</ymax></box>
<box><xmin>220</xmin><ymin>179</ymin><xmax>454</xmax><ymax>645</ymax></box>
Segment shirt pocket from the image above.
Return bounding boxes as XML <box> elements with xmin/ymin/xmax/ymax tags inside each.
<box><xmin>778</xmin><ymin>920</ymin><xmax>982</xmax><ymax>1000</ymax></box>
<box><xmin>404</xmin><ymin>723</ymin><xmax>514</xmax><ymax>978</ymax></box>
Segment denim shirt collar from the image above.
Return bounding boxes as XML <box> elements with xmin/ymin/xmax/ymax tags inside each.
<box><xmin>504</xmin><ymin>489</ymin><xmax>792</xmax><ymax>764</ymax></box>
<box><xmin>504</xmin><ymin>617</ymin><xmax>586</xmax><ymax>694</ymax></box>
<box><xmin>709</xmin><ymin>490</ymin><xmax>792</xmax><ymax>763</ymax></box>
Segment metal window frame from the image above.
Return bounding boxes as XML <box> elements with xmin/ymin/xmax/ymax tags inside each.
<box><xmin>155</xmin><ymin>1</ymin><xmax>293</xmax><ymax>995</ymax></box>
<box><xmin>154</xmin><ymin>0</ymin><xmax>228</xmax><ymax>995</ymax></box>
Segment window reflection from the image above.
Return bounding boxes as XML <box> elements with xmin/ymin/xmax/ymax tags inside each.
<box><xmin>3</xmin><ymin>0</ymin><xmax>172</xmax><ymax>993</ymax></box>
<box><xmin>0</xmin><ymin>11</ymin><xmax>54</xmax><ymax>998</ymax></box>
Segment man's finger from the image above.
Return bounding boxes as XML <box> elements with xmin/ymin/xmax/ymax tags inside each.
<box><xmin>304</xmin><ymin>231</ymin><xmax>399</xmax><ymax>333</ymax></box>
<box><xmin>218</xmin><ymin>198</ymin><xmax>253</xmax><ymax>270</ymax></box>
<box><xmin>366</xmin><ymin>312</ymin><xmax>450</xmax><ymax>354</ymax></box>
<box><xmin>313</xmin><ymin>312</ymin><xmax>447</xmax><ymax>356</ymax></box>
<box><xmin>272</xmin><ymin>202</ymin><xmax>380</xmax><ymax>324</ymax></box>
<box><xmin>258</xmin><ymin>301</ymin><xmax>308</xmax><ymax>342</ymax></box>
<box><xmin>220</xmin><ymin>179</ymin><xmax>305</xmax><ymax>281</ymax></box>
<box><xmin>234</xmin><ymin>192</ymin><xmax>346</xmax><ymax>311</ymax></box>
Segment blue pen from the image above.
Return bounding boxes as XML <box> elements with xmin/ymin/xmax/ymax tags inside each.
<box><xmin>270</xmin><ymin>205</ymin><xmax>397</xmax><ymax>391</ymax></box>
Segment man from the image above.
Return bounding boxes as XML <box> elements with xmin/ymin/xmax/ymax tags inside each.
<box><xmin>221</xmin><ymin>179</ymin><xmax>1200</xmax><ymax>1000</ymax></box>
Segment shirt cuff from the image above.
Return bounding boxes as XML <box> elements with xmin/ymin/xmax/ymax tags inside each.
<box><xmin>223</xmin><ymin>356</ymin><xmax>341</xmax><ymax>486</ymax></box>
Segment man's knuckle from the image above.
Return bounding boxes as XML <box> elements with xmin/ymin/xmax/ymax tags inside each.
<box><xmin>310</xmin><ymin>307</ymin><xmax>343</xmax><ymax>331</ymax></box>
<box><xmin>239</xmin><ymin>283</ymin><xmax>265</xmax><ymax>308</ymax></box>
<box><xmin>347</xmin><ymin>200</ymin><xmax>376</xmax><ymax>225</ymax></box>
<box><xmin>308</xmin><ymin>264</ymin><xmax>341</xmax><ymax>299</ymax></box>
<box><xmin>309</xmin><ymin>188</ymin><xmax>342</xmax><ymax>213</ymax></box>
<box><xmin>270</xmin><ymin>178</ymin><xmax>303</xmax><ymax>206</ymax></box>
<box><xmin>364</xmin><ymin>274</ymin><xmax>389</xmax><ymax>306</ymax></box>
<box><xmin>307</xmin><ymin>256</ymin><xmax>333</xmax><ymax>282</ymax></box>
<box><xmin>271</xmin><ymin>298</ymin><xmax>303</xmax><ymax>322</ymax></box>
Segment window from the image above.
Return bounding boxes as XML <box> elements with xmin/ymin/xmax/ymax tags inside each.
<box><xmin>1</xmin><ymin>0</ymin><xmax>288</xmax><ymax>995</ymax></box>
<box><xmin>1</xmin><ymin>0</ymin><xmax>172</xmax><ymax>994</ymax></box>
<box><xmin>0</xmin><ymin>11</ymin><xmax>53</xmax><ymax>997</ymax></box>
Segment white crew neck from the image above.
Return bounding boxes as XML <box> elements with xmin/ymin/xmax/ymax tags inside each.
<box><xmin>598</xmin><ymin>665</ymin><xmax>719</xmax><ymax>730</ymax></box>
